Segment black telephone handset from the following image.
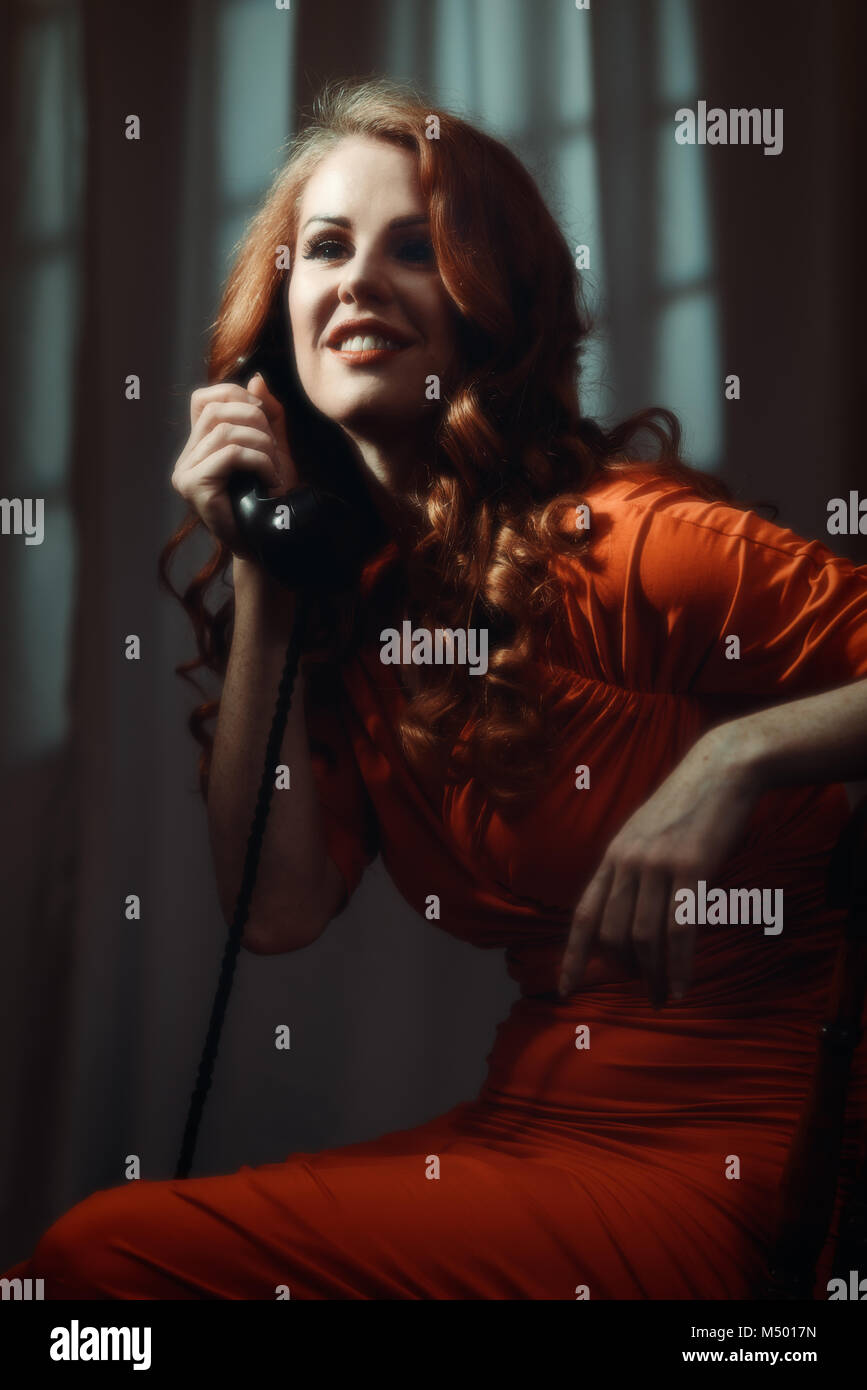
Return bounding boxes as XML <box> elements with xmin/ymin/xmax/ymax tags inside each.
<box><xmin>227</xmin><ymin>473</ymin><xmax>374</xmax><ymax>595</ymax></box>
<box><xmin>225</xmin><ymin>351</ymin><xmax>381</xmax><ymax>595</ymax></box>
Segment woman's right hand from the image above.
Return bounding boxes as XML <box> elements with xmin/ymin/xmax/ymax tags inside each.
<box><xmin>171</xmin><ymin>372</ymin><xmax>300</xmax><ymax>560</ymax></box>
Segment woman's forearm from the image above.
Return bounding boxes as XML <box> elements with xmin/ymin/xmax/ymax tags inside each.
<box><xmin>703</xmin><ymin>675</ymin><xmax>867</xmax><ymax>794</ymax></box>
<box><xmin>206</xmin><ymin>557</ymin><xmax>345</xmax><ymax>952</ymax></box>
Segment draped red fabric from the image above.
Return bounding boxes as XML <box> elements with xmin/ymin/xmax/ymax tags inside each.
<box><xmin>6</xmin><ymin>466</ymin><xmax>867</xmax><ymax>1299</ymax></box>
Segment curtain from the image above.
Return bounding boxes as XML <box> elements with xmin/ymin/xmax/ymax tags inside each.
<box><xmin>1</xmin><ymin>0</ymin><xmax>864</xmax><ymax>1267</ymax></box>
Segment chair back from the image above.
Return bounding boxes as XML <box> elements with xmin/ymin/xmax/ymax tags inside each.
<box><xmin>758</xmin><ymin>796</ymin><xmax>867</xmax><ymax>1299</ymax></box>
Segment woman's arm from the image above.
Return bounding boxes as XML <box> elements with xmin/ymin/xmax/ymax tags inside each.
<box><xmin>557</xmin><ymin>675</ymin><xmax>867</xmax><ymax>1006</ymax></box>
<box><xmin>207</xmin><ymin>556</ymin><xmax>346</xmax><ymax>953</ymax></box>
<box><xmin>710</xmin><ymin>675</ymin><xmax>867</xmax><ymax>789</ymax></box>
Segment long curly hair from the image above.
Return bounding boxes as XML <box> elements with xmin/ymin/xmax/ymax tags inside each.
<box><xmin>159</xmin><ymin>77</ymin><xmax>738</xmax><ymax>816</ymax></box>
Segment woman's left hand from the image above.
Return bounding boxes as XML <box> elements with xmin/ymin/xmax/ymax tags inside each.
<box><xmin>557</xmin><ymin>726</ymin><xmax>764</xmax><ymax>1007</ymax></box>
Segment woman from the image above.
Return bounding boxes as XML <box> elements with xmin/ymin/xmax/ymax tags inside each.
<box><xmin>6</xmin><ymin>78</ymin><xmax>867</xmax><ymax>1300</ymax></box>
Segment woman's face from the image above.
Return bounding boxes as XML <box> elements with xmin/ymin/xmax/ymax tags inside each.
<box><xmin>287</xmin><ymin>135</ymin><xmax>458</xmax><ymax>443</ymax></box>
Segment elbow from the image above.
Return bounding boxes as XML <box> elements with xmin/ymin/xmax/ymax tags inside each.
<box><xmin>240</xmin><ymin>910</ymin><xmax>327</xmax><ymax>955</ymax></box>
<box><xmin>236</xmin><ymin>858</ymin><xmax>349</xmax><ymax>955</ymax></box>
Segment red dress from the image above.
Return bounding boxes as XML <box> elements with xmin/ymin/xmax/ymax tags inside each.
<box><xmin>6</xmin><ymin>465</ymin><xmax>867</xmax><ymax>1299</ymax></box>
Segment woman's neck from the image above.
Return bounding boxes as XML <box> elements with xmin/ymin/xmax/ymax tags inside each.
<box><xmin>344</xmin><ymin>428</ymin><xmax>433</xmax><ymax>562</ymax></box>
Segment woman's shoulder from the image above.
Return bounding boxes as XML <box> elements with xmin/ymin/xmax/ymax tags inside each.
<box><xmin>556</xmin><ymin>460</ymin><xmax>837</xmax><ymax>600</ymax></box>
<box><xmin>578</xmin><ymin>461</ymin><xmax>777</xmax><ymax>543</ymax></box>
<box><xmin>545</xmin><ymin>460</ymin><xmax>867</xmax><ymax>697</ymax></box>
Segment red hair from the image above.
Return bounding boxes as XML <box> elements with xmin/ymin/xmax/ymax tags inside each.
<box><xmin>159</xmin><ymin>77</ymin><xmax>737</xmax><ymax>814</ymax></box>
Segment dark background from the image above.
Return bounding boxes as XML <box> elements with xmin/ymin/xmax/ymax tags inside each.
<box><xmin>1</xmin><ymin>0</ymin><xmax>864</xmax><ymax>1267</ymax></box>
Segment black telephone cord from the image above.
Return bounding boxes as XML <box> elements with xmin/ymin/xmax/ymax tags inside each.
<box><xmin>174</xmin><ymin>592</ymin><xmax>308</xmax><ymax>1180</ymax></box>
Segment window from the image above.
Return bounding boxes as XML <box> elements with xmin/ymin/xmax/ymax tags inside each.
<box><xmin>3</xmin><ymin>0</ymin><xmax>83</xmax><ymax>762</ymax></box>
<box><xmin>387</xmin><ymin>0</ymin><xmax>721</xmax><ymax>469</ymax></box>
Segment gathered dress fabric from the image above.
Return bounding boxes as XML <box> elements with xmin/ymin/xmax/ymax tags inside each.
<box><xmin>6</xmin><ymin>465</ymin><xmax>867</xmax><ymax>1300</ymax></box>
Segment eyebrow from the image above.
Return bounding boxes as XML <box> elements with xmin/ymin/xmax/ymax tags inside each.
<box><xmin>299</xmin><ymin>213</ymin><xmax>430</xmax><ymax>233</ymax></box>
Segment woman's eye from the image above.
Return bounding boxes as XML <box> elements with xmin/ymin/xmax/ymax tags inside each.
<box><xmin>300</xmin><ymin>234</ymin><xmax>435</xmax><ymax>265</ymax></box>
<box><xmin>397</xmin><ymin>237</ymin><xmax>435</xmax><ymax>265</ymax></box>
<box><xmin>302</xmin><ymin>238</ymin><xmax>347</xmax><ymax>260</ymax></box>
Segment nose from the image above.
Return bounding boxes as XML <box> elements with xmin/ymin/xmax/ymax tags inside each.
<box><xmin>337</xmin><ymin>241</ymin><xmax>392</xmax><ymax>307</ymax></box>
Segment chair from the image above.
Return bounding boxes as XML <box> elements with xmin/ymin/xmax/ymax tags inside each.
<box><xmin>757</xmin><ymin>795</ymin><xmax>867</xmax><ymax>1299</ymax></box>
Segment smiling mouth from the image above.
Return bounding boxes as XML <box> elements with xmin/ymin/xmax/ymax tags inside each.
<box><xmin>326</xmin><ymin>332</ymin><xmax>413</xmax><ymax>364</ymax></box>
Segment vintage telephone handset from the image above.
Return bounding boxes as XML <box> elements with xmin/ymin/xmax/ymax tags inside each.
<box><xmin>174</xmin><ymin>348</ymin><xmax>381</xmax><ymax>1179</ymax></box>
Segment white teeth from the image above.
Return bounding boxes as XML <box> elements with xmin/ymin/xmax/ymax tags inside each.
<box><xmin>335</xmin><ymin>334</ymin><xmax>402</xmax><ymax>351</ymax></box>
